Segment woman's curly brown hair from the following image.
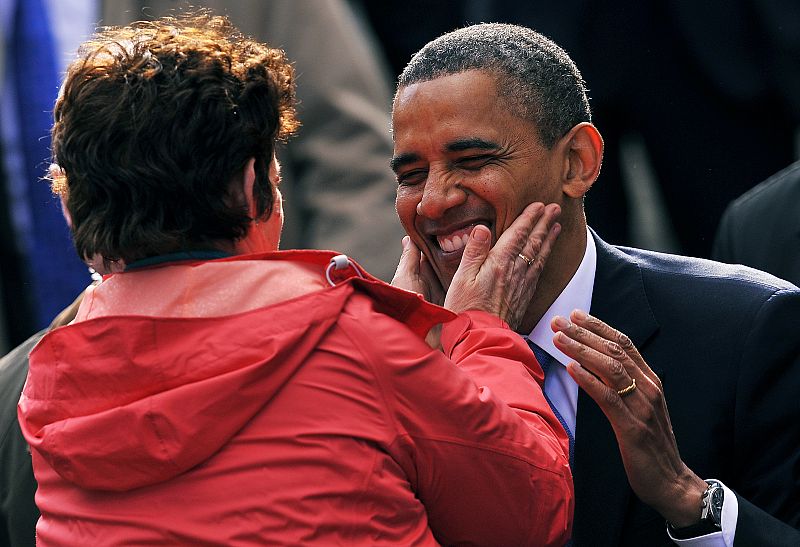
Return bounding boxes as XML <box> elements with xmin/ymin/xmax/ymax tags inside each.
<box><xmin>50</xmin><ymin>11</ymin><xmax>298</xmax><ymax>265</ymax></box>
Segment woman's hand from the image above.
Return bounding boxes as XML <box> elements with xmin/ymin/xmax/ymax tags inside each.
<box><xmin>391</xmin><ymin>236</ymin><xmax>445</xmax><ymax>307</ymax></box>
<box><xmin>444</xmin><ymin>202</ymin><xmax>561</xmax><ymax>330</ymax></box>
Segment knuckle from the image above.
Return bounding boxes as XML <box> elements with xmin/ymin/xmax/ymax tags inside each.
<box><xmin>575</xmin><ymin>342</ymin><xmax>590</xmax><ymax>357</ymax></box>
<box><xmin>617</xmin><ymin>332</ymin><xmax>634</xmax><ymax>351</ymax></box>
<box><xmin>603</xmin><ymin>387</ymin><xmax>620</xmax><ymax>407</ymax></box>
<box><xmin>609</xmin><ymin>359</ymin><xmax>625</xmax><ymax>378</ymax></box>
<box><xmin>585</xmin><ymin>314</ymin><xmax>602</xmax><ymax>329</ymax></box>
<box><xmin>641</xmin><ymin>409</ymin><xmax>659</xmax><ymax>431</ymax></box>
<box><xmin>647</xmin><ymin>380</ymin><xmax>665</xmax><ymax>402</ymax></box>
<box><xmin>606</xmin><ymin>339</ymin><xmax>624</xmax><ymax>358</ymax></box>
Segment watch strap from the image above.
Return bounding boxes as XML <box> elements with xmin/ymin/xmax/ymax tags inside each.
<box><xmin>667</xmin><ymin>480</ymin><xmax>724</xmax><ymax>539</ymax></box>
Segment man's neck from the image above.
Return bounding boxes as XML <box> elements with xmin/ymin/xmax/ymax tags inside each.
<box><xmin>518</xmin><ymin>222</ymin><xmax>588</xmax><ymax>333</ymax></box>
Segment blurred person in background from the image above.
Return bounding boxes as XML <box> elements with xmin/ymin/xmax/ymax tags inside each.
<box><xmin>713</xmin><ymin>160</ymin><xmax>800</xmax><ymax>287</ymax></box>
<box><xmin>0</xmin><ymin>0</ymin><xmax>98</xmax><ymax>351</ymax></box>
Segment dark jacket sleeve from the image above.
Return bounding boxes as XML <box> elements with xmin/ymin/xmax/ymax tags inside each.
<box><xmin>731</xmin><ymin>288</ymin><xmax>800</xmax><ymax>545</ymax></box>
<box><xmin>735</xmin><ymin>495</ymin><xmax>800</xmax><ymax>546</ymax></box>
<box><xmin>0</xmin><ymin>331</ymin><xmax>45</xmax><ymax>547</ymax></box>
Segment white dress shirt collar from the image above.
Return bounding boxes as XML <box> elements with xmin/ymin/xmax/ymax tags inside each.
<box><xmin>527</xmin><ymin>229</ymin><xmax>597</xmax><ymax>366</ymax></box>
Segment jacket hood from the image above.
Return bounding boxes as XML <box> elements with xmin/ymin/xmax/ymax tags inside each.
<box><xmin>19</xmin><ymin>251</ymin><xmax>451</xmax><ymax>491</ymax></box>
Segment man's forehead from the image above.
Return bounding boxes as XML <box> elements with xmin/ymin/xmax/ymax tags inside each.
<box><xmin>393</xmin><ymin>70</ymin><xmax>498</xmax><ymax>106</ymax></box>
<box><xmin>393</xmin><ymin>79</ymin><xmax>499</xmax><ymax>140</ymax></box>
<box><xmin>391</xmin><ymin>72</ymin><xmax>535</xmax><ymax>140</ymax></box>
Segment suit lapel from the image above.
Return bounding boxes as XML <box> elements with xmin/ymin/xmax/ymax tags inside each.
<box><xmin>572</xmin><ymin>232</ymin><xmax>660</xmax><ymax>546</ymax></box>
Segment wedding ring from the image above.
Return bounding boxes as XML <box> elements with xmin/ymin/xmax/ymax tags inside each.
<box><xmin>518</xmin><ymin>253</ymin><xmax>534</xmax><ymax>266</ymax></box>
<box><xmin>616</xmin><ymin>378</ymin><xmax>636</xmax><ymax>397</ymax></box>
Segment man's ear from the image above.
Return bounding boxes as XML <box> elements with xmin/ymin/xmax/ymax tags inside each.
<box><xmin>559</xmin><ymin>123</ymin><xmax>603</xmax><ymax>199</ymax></box>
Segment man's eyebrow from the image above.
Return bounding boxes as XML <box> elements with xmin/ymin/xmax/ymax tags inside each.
<box><xmin>390</xmin><ymin>152</ymin><xmax>419</xmax><ymax>173</ymax></box>
<box><xmin>446</xmin><ymin>138</ymin><xmax>501</xmax><ymax>152</ymax></box>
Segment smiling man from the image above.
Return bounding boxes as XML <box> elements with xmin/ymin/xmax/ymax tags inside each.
<box><xmin>391</xmin><ymin>23</ymin><xmax>800</xmax><ymax>547</ymax></box>
<box><xmin>392</xmin><ymin>65</ymin><xmax>597</xmax><ymax>332</ymax></box>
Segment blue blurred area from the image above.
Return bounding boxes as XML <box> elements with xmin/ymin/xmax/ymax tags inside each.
<box><xmin>1</xmin><ymin>0</ymin><xmax>97</xmax><ymax>350</ymax></box>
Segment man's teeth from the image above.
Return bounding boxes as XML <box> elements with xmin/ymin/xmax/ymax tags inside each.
<box><xmin>437</xmin><ymin>233</ymin><xmax>471</xmax><ymax>253</ymax></box>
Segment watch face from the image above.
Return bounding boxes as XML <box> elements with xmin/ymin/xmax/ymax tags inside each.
<box><xmin>709</xmin><ymin>485</ymin><xmax>724</xmax><ymax>523</ymax></box>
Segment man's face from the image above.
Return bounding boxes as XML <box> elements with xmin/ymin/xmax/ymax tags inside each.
<box><xmin>392</xmin><ymin>70</ymin><xmax>564</xmax><ymax>288</ymax></box>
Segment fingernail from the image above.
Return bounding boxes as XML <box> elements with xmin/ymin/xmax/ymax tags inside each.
<box><xmin>553</xmin><ymin>316</ymin><xmax>570</xmax><ymax>329</ymax></box>
<box><xmin>402</xmin><ymin>235</ymin><xmax>410</xmax><ymax>249</ymax></box>
<box><xmin>572</xmin><ymin>309</ymin><xmax>587</xmax><ymax>321</ymax></box>
<box><xmin>471</xmin><ymin>225</ymin><xmax>489</xmax><ymax>242</ymax></box>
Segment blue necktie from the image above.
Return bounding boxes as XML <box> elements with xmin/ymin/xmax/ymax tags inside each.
<box><xmin>528</xmin><ymin>340</ymin><xmax>575</xmax><ymax>546</ymax></box>
<box><xmin>527</xmin><ymin>340</ymin><xmax>575</xmax><ymax>468</ymax></box>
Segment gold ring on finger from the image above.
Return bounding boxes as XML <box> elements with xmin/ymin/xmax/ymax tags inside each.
<box><xmin>518</xmin><ymin>253</ymin><xmax>534</xmax><ymax>266</ymax></box>
<box><xmin>616</xmin><ymin>378</ymin><xmax>636</xmax><ymax>397</ymax></box>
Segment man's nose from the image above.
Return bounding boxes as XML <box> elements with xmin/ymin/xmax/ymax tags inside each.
<box><xmin>416</xmin><ymin>170</ymin><xmax>466</xmax><ymax>219</ymax></box>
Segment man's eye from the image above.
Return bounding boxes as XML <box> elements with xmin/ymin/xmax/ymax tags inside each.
<box><xmin>456</xmin><ymin>155</ymin><xmax>493</xmax><ymax>169</ymax></box>
<box><xmin>396</xmin><ymin>169</ymin><xmax>428</xmax><ymax>186</ymax></box>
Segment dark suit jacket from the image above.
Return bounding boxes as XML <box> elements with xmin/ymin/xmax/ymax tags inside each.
<box><xmin>572</xmin><ymin>232</ymin><xmax>800</xmax><ymax>546</ymax></box>
<box><xmin>713</xmin><ymin>160</ymin><xmax>800</xmax><ymax>287</ymax></box>
<box><xmin>0</xmin><ymin>331</ymin><xmax>43</xmax><ymax>547</ymax></box>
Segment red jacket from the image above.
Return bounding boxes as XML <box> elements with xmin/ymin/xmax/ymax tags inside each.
<box><xmin>19</xmin><ymin>251</ymin><xmax>572</xmax><ymax>546</ymax></box>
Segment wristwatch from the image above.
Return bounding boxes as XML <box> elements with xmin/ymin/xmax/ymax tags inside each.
<box><xmin>667</xmin><ymin>480</ymin><xmax>724</xmax><ymax>539</ymax></box>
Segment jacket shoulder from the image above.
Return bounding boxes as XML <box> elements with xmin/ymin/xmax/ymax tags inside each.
<box><xmin>616</xmin><ymin>245</ymin><xmax>797</xmax><ymax>294</ymax></box>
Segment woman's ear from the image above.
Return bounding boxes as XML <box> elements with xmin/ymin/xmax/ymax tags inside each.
<box><xmin>225</xmin><ymin>157</ymin><xmax>258</xmax><ymax>217</ymax></box>
<box><xmin>59</xmin><ymin>193</ymin><xmax>73</xmax><ymax>229</ymax></box>
<box><xmin>559</xmin><ymin>123</ymin><xmax>604</xmax><ymax>199</ymax></box>
<box><xmin>233</xmin><ymin>156</ymin><xmax>283</xmax><ymax>254</ymax></box>
<box><xmin>241</xmin><ymin>157</ymin><xmax>258</xmax><ymax>218</ymax></box>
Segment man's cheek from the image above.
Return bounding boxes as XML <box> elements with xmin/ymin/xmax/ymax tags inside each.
<box><xmin>394</xmin><ymin>199</ymin><xmax>417</xmax><ymax>236</ymax></box>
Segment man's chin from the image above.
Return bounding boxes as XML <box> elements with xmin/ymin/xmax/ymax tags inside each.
<box><xmin>433</xmin><ymin>252</ymin><xmax>464</xmax><ymax>289</ymax></box>
<box><xmin>434</xmin><ymin>267</ymin><xmax>456</xmax><ymax>291</ymax></box>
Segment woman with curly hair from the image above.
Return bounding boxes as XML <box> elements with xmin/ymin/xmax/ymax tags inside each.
<box><xmin>18</xmin><ymin>12</ymin><xmax>572</xmax><ymax>545</ymax></box>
